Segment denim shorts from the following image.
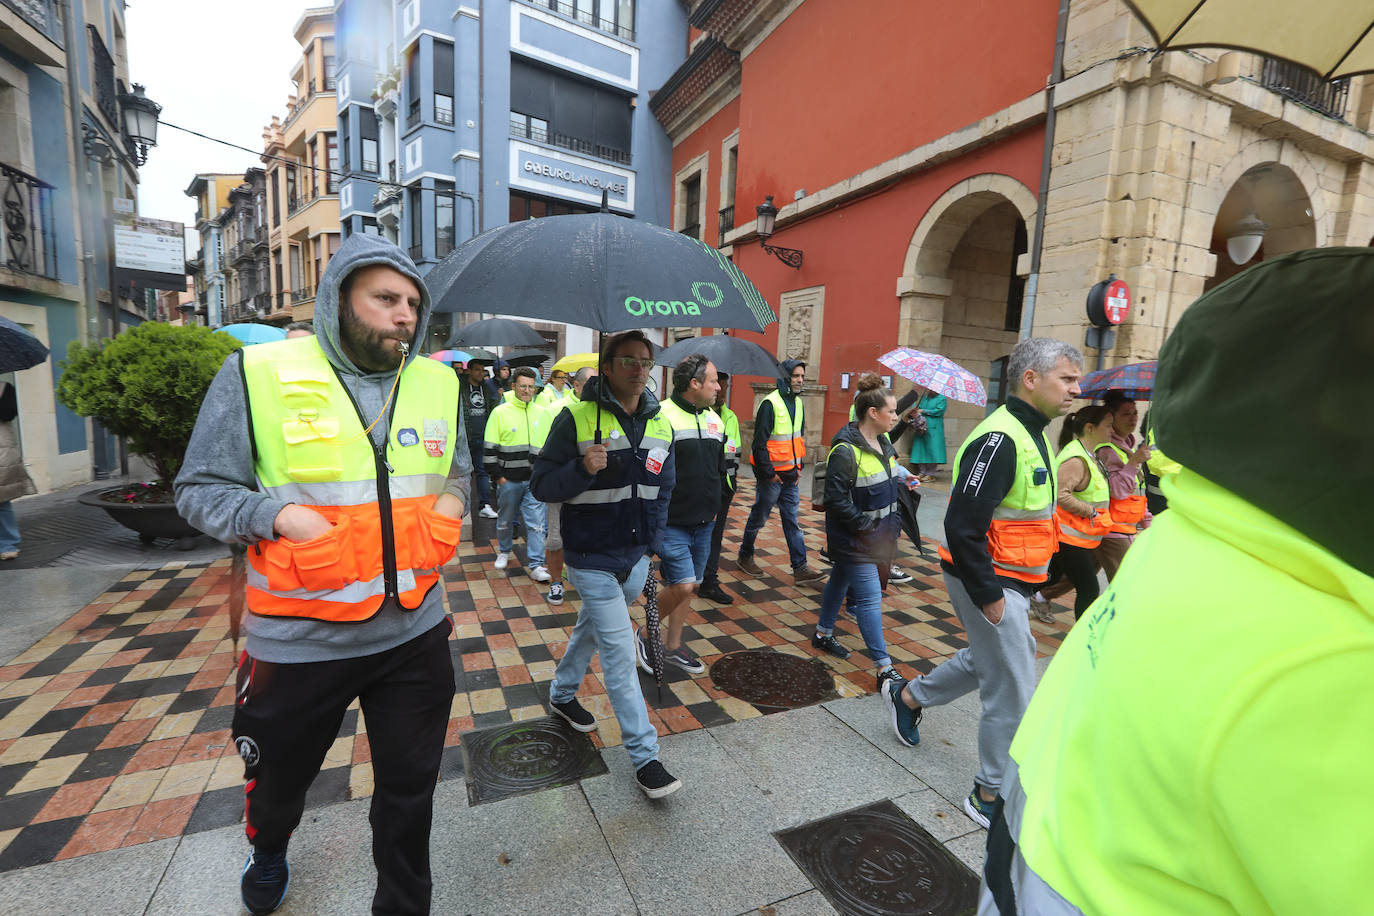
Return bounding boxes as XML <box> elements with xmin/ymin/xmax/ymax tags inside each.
<box><xmin>658</xmin><ymin>523</ymin><xmax>712</xmax><ymax>585</ymax></box>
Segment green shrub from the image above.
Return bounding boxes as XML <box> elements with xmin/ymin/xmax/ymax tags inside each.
<box><xmin>57</xmin><ymin>323</ymin><xmax>242</xmax><ymax>486</ymax></box>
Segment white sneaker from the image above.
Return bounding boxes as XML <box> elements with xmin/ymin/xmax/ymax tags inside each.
<box><xmin>479</xmin><ymin>504</ymin><xmax>498</xmax><ymax>519</ymax></box>
<box><xmin>494</xmin><ymin>551</ymin><xmax>511</xmax><ymax>570</ymax></box>
<box><xmin>530</xmin><ymin>565</ymin><xmax>552</xmax><ymax>583</ymax></box>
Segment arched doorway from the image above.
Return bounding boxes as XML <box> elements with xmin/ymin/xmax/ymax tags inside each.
<box><xmin>1206</xmin><ymin>162</ymin><xmax>1319</xmax><ymax>292</ymax></box>
<box><xmin>899</xmin><ymin>175</ymin><xmax>1037</xmax><ymax>457</ymax></box>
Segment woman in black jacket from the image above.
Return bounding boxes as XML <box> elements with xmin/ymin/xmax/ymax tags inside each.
<box><xmin>812</xmin><ymin>374</ymin><xmax>918</xmax><ymax>685</ymax></box>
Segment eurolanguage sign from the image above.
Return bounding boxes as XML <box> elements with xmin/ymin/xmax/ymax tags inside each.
<box><xmin>510</xmin><ymin>142</ymin><xmax>634</xmax><ymax>209</ymax></box>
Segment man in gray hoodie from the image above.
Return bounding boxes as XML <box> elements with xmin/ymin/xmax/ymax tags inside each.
<box><xmin>175</xmin><ymin>234</ymin><xmax>470</xmax><ymax>916</ymax></box>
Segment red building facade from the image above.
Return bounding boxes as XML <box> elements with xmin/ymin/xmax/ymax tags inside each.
<box><xmin>653</xmin><ymin>0</ymin><xmax>1060</xmax><ymax>457</ymax></box>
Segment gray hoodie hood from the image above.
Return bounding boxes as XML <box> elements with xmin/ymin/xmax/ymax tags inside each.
<box><xmin>776</xmin><ymin>359</ymin><xmax>806</xmax><ymax>398</ymax></box>
<box><xmin>315</xmin><ymin>233</ymin><xmax>433</xmax><ymax>376</ymax></box>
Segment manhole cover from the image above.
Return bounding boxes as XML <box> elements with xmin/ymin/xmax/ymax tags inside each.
<box><xmin>775</xmin><ymin>799</ymin><xmax>978</xmax><ymax>916</ymax></box>
<box><xmin>460</xmin><ymin>718</ymin><xmax>608</xmax><ymax>806</ymax></box>
<box><xmin>710</xmin><ymin>649</ymin><xmax>838</xmax><ymax>709</ymax></box>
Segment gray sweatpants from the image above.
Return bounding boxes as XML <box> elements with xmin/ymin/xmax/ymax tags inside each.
<box><xmin>905</xmin><ymin>572</ymin><xmax>1036</xmax><ymax>794</ymax></box>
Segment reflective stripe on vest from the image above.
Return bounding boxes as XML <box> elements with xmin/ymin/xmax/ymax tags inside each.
<box><xmin>563</xmin><ymin>400</ymin><xmax>673</xmax><ymax>508</ymax></box>
<box><xmin>241</xmin><ymin>338</ymin><xmax>461</xmax><ymax>622</ymax></box>
<box><xmin>828</xmin><ymin>440</ymin><xmax>898</xmax><ymax>524</ymax></box>
<box><xmin>750</xmin><ymin>389</ymin><xmax>805</xmax><ymax>472</ymax></box>
<box><xmin>1053</xmin><ymin>438</ymin><xmax>1112</xmax><ymax>548</ymax></box>
<box><xmin>658</xmin><ymin>398</ymin><xmax>726</xmax><ymax>444</ymax></box>
<box><xmin>937</xmin><ymin>405</ymin><xmax>1056</xmax><ymax>582</ymax></box>
<box><xmin>1095</xmin><ymin>440</ymin><xmax>1148</xmax><ymax>533</ymax></box>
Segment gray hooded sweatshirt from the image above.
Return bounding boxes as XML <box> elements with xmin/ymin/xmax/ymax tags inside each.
<box><xmin>174</xmin><ymin>234</ymin><xmax>471</xmax><ymax>664</ymax></box>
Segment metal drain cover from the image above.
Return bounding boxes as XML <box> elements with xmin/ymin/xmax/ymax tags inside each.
<box><xmin>775</xmin><ymin>799</ymin><xmax>978</xmax><ymax>916</ymax></box>
<box><xmin>460</xmin><ymin>718</ymin><xmax>608</xmax><ymax>806</ymax></box>
<box><xmin>710</xmin><ymin>649</ymin><xmax>839</xmax><ymax>709</ymax></box>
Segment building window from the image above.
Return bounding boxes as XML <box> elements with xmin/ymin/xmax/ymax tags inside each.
<box><xmin>533</xmin><ymin>0</ymin><xmax>634</xmax><ymax>40</ymax></box>
<box><xmin>323</xmin><ymin>55</ymin><xmax>337</xmax><ymax>90</ymax></box>
<box><xmin>361</xmin><ymin>216</ymin><xmax>381</xmax><ymax>237</ymax></box>
<box><xmin>434</xmin><ymin>41</ymin><xmax>454</xmax><ymax>125</ymax></box>
<box><xmin>339</xmin><ymin>110</ymin><xmax>350</xmax><ymax>172</ymax></box>
<box><xmin>271</xmin><ymin>171</ymin><xmax>280</xmax><ymax>226</ymax></box>
<box><xmin>987</xmin><ymin>356</ymin><xmax>1009</xmax><ymax>414</ymax></box>
<box><xmin>679</xmin><ymin>174</ymin><xmax>701</xmax><ymax>240</ymax></box>
<box><xmin>406</xmin><ymin>46</ymin><xmax>421</xmax><ymax>125</ymax></box>
<box><xmin>509</xmin><ymin>60</ymin><xmax>631</xmax><ymax>164</ymax></box>
<box><xmin>436</xmin><ymin>181</ymin><xmax>455</xmax><ymax>258</ymax></box>
<box><xmin>360</xmin><ymin>107</ymin><xmax>379</xmax><ymax>172</ymax></box>
<box><xmin>409</xmin><ymin>186</ymin><xmax>423</xmax><ymax>260</ymax></box>
<box><xmin>1004</xmin><ymin>219</ymin><xmax>1028</xmax><ymax>332</ymax></box>
<box><xmin>325</xmin><ymin>133</ymin><xmax>339</xmax><ymax>194</ymax></box>
<box><xmin>509</xmin><ymin>190</ymin><xmax>596</xmax><ymax>222</ymax></box>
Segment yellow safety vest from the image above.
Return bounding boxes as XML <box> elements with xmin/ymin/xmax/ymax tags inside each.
<box><xmin>241</xmin><ymin>337</ymin><xmax>461</xmax><ymax>622</ymax></box>
<box><xmin>1053</xmin><ymin>438</ymin><xmax>1113</xmax><ymax>548</ymax></box>
<box><xmin>751</xmin><ymin>389</ymin><xmax>805</xmax><ymax>473</ymax></box>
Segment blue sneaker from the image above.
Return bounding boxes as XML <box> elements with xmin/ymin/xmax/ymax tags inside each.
<box><xmin>882</xmin><ymin>677</ymin><xmax>922</xmax><ymax>747</ymax></box>
<box><xmin>964</xmin><ymin>786</ymin><xmax>997</xmax><ymax>829</ymax></box>
<box><xmin>241</xmin><ymin>847</ymin><xmax>290</xmax><ymax>915</ymax></box>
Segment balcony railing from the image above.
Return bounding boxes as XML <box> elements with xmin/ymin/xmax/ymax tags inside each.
<box><xmin>230</xmin><ymin>239</ymin><xmax>255</xmax><ymax>263</ymax></box>
<box><xmin>717</xmin><ymin>205</ymin><xmax>734</xmax><ymax>244</ymax></box>
<box><xmin>522</xmin><ymin>0</ymin><xmax>634</xmax><ymax>41</ymax></box>
<box><xmin>509</xmin><ymin>120</ymin><xmax>631</xmax><ymax>165</ymax></box>
<box><xmin>87</xmin><ymin>25</ymin><xmax>118</xmax><ymax>126</ymax></box>
<box><xmin>1260</xmin><ymin>57</ymin><xmax>1349</xmax><ymax>121</ymax></box>
<box><xmin>361</xmin><ymin>158</ymin><xmax>379</xmax><ymax>173</ymax></box>
<box><xmin>4</xmin><ymin>0</ymin><xmax>61</xmax><ymax>43</ymax></box>
<box><xmin>0</xmin><ymin>162</ymin><xmax>58</xmax><ymax>279</ymax></box>
<box><xmin>291</xmin><ymin>286</ymin><xmax>315</xmax><ymax>304</ymax></box>
<box><xmin>252</xmin><ymin>292</ymin><xmax>272</xmax><ymax>314</ymax></box>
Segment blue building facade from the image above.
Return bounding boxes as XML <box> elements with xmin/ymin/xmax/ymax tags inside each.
<box><xmin>1</xmin><ymin>0</ymin><xmax>154</xmax><ymax>490</ymax></box>
<box><xmin>333</xmin><ymin>0</ymin><xmax>687</xmax><ymax>339</ymax></box>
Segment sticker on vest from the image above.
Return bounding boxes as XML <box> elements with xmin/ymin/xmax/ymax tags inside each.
<box><xmin>422</xmin><ymin>419</ymin><xmax>448</xmax><ymax>457</ymax></box>
<box><xmin>397</xmin><ymin>427</ymin><xmax>420</xmax><ymax>447</ymax></box>
<box><xmin>646</xmin><ymin>447</ymin><xmax>668</xmax><ymax>475</ymax></box>
<box><xmin>397</xmin><ymin>568</ymin><xmax>417</xmax><ymax>592</ymax></box>
<box><xmin>609</xmin><ymin>429</ymin><xmax>621</xmax><ymax>440</ymax></box>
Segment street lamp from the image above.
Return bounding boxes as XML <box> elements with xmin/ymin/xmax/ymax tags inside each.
<box><xmin>755</xmin><ymin>195</ymin><xmax>804</xmax><ymax>269</ymax></box>
<box><xmin>119</xmin><ymin>83</ymin><xmax>161</xmax><ymax>166</ymax></box>
<box><xmin>1225</xmin><ymin>213</ymin><xmax>1267</xmax><ymax>265</ymax></box>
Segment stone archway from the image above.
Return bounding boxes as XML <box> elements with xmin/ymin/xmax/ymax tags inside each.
<box><xmin>1204</xmin><ymin>161</ymin><xmax>1319</xmax><ymax>293</ymax></box>
<box><xmin>896</xmin><ymin>174</ymin><xmax>1038</xmax><ymax>454</ymax></box>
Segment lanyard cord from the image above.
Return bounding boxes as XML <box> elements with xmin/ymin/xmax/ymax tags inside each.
<box><xmin>351</xmin><ymin>343</ymin><xmax>409</xmax><ymax>445</ymax></box>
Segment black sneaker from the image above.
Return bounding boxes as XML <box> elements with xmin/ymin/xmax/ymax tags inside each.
<box><xmin>876</xmin><ymin>667</ymin><xmax>903</xmax><ymax>689</ymax></box>
<box><xmin>665</xmin><ymin>645</ymin><xmax>706</xmax><ymax>674</ymax></box>
<box><xmin>633</xmin><ymin>627</ymin><xmax>654</xmax><ymax>675</ymax></box>
<box><xmin>241</xmin><ymin>847</ymin><xmax>290</xmax><ymax>915</ymax></box>
<box><xmin>546</xmin><ymin>582</ymin><xmax>565</xmax><ymax>605</ymax></box>
<box><xmin>550</xmin><ymin>697</ymin><xmax>597</xmax><ymax>732</ymax></box>
<box><xmin>888</xmin><ymin>565</ymin><xmax>913</xmax><ymax>585</ymax></box>
<box><xmin>811</xmin><ymin>632</ymin><xmax>850</xmax><ymax>659</ymax></box>
<box><xmin>697</xmin><ymin>582</ymin><xmax>733</xmax><ymax>605</ymax></box>
<box><xmin>635</xmin><ymin>760</ymin><xmax>682</xmax><ymax>799</ymax></box>
<box><xmin>818</xmin><ymin>549</ymin><xmax>833</xmax><ymax>565</ymax></box>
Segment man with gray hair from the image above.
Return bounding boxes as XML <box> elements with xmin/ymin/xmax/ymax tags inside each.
<box><xmin>882</xmin><ymin>337</ymin><xmax>1082</xmax><ymax>830</ymax></box>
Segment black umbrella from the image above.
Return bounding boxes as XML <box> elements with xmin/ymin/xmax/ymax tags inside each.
<box><xmin>654</xmin><ymin>334</ymin><xmax>780</xmax><ymax>377</ymax></box>
<box><xmin>427</xmin><ymin>203</ymin><xmax>778</xmax><ymax>334</ymax></box>
<box><xmin>448</xmin><ymin>316</ymin><xmax>548</xmax><ymax>349</ymax></box>
<box><xmin>0</xmin><ymin>316</ymin><xmax>49</xmax><ymax>374</ymax></box>
<box><xmin>502</xmin><ymin>348</ymin><xmax>550</xmax><ymax>369</ymax></box>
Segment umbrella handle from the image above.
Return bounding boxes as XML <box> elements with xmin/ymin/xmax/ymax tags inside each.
<box><xmin>595</xmin><ymin>401</ymin><xmax>602</xmax><ymax>445</ymax></box>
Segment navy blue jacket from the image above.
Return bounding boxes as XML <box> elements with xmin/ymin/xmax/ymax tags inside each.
<box><xmin>531</xmin><ymin>377</ymin><xmax>676</xmax><ymax>575</ymax></box>
<box><xmin>824</xmin><ymin>421</ymin><xmax>902</xmax><ymax>567</ymax></box>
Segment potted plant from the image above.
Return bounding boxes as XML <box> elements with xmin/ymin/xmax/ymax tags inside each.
<box><xmin>56</xmin><ymin>322</ymin><xmax>242</xmax><ymax>544</ymax></box>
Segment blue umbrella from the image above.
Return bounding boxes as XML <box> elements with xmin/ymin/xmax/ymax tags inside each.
<box><xmin>1078</xmin><ymin>360</ymin><xmax>1157</xmax><ymax>400</ymax></box>
<box><xmin>218</xmin><ymin>323</ymin><xmax>287</xmax><ymax>346</ymax></box>
<box><xmin>0</xmin><ymin>315</ymin><xmax>49</xmax><ymax>373</ymax></box>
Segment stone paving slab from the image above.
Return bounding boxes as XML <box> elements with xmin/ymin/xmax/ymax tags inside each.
<box><xmin>0</xmin><ymin>834</ymin><xmax>178</xmax><ymax>916</ymax></box>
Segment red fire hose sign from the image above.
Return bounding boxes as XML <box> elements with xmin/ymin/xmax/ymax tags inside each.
<box><xmin>1104</xmin><ymin>279</ymin><xmax>1130</xmax><ymax>324</ymax></box>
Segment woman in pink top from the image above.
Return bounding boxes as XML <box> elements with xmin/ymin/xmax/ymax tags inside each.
<box><xmin>1093</xmin><ymin>393</ymin><xmax>1152</xmax><ymax>579</ymax></box>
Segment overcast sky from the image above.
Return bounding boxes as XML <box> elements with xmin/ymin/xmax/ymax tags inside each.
<box><xmin>125</xmin><ymin>1</ymin><xmax>312</xmax><ymax>255</ymax></box>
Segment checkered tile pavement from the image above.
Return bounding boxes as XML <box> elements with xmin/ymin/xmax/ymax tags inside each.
<box><xmin>0</xmin><ymin>480</ymin><xmax>1070</xmax><ymax>871</ymax></box>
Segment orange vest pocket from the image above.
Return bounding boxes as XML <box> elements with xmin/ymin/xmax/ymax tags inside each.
<box><xmin>286</xmin><ymin>515</ymin><xmax>360</xmax><ymax>591</ymax></box>
<box><xmin>987</xmin><ymin>518</ymin><xmax>1057</xmax><ymax>569</ymax></box>
<box><xmin>419</xmin><ymin>506</ymin><xmax>464</xmax><ymax>569</ymax></box>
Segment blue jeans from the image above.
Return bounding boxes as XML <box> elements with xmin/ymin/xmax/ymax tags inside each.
<box><xmin>659</xmin><ymin>523</ymin><xmax>712</xmax><ymax>585</ymax></box>
<box><xmin>551</xmin><ymin>557</ymin><xmax>658</xmax><ymax>768</ymax></box>
<box><xmin>496</xmin><ymin>480</ymin><xmax>545</xmax><ymax>566</ymax></box>
<box><xmin>0</xmin><ymin>501</ymin><xmax>19</xmax><ymax>553</ymax></box>
<box><xmin>739</xmin><ymin>476</ymin><xmax>807</xmax><ymax>568</ymax></box>
<box><xmin>818</xmin><ymin>561</ymin><xmax>889</xmax><ymax>667</ymax></box>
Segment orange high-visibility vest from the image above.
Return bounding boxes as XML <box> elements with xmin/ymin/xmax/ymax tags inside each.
<box><xmin>750</xmin><ymin>389</ymin><xmax>805</xmax><ymax>473</ymax></box>
<box><xmin>1098</xmin><ymin>440</ymin><xmax>1148</xmax><ymax>534</ymax></box>
<box><xmin>938</xmin><ymin>405</ymin><xmax>1057</xmax><ymax>583</ymax></box>
<box><xmin>1053</xmin><ymin>438</ymin><xmax>1114</xmax><ymax>548</ymax></box>
<box><xmin>241</xmin><ymin>337</ymin><xmax>462</xmax><ymax>622</ymax></box>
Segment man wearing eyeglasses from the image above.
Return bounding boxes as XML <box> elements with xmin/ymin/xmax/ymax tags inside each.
<box><xmin>531</xmin><ymin>331</ymin><xmax>682</xmax><ymax>799</ymax></box>
<box><xmin>536</xmin><ymin>367</ymin><xmax>572</xmax><ymax>409</ymax></box>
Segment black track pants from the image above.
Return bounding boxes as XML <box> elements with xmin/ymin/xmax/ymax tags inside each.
<box><xmin>701</xmin><ymin>487</ymin><xmax>736</xmax><ymax>587</ymax></box>
<box><xmin>232</xmin><ymin>618</ymin><xmax>455</xmax><ymax>916</ymax></box>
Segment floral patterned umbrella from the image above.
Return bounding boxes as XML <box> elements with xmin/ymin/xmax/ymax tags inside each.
<box><xmin>642</xmin><ymin>569</ymin><xmax>665</xmax><ymax>704</ymax></box>
<box><xmin>878</xmin><ymin>348</ymin><xmax>987</xmax><ymax>406</ymax></box>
